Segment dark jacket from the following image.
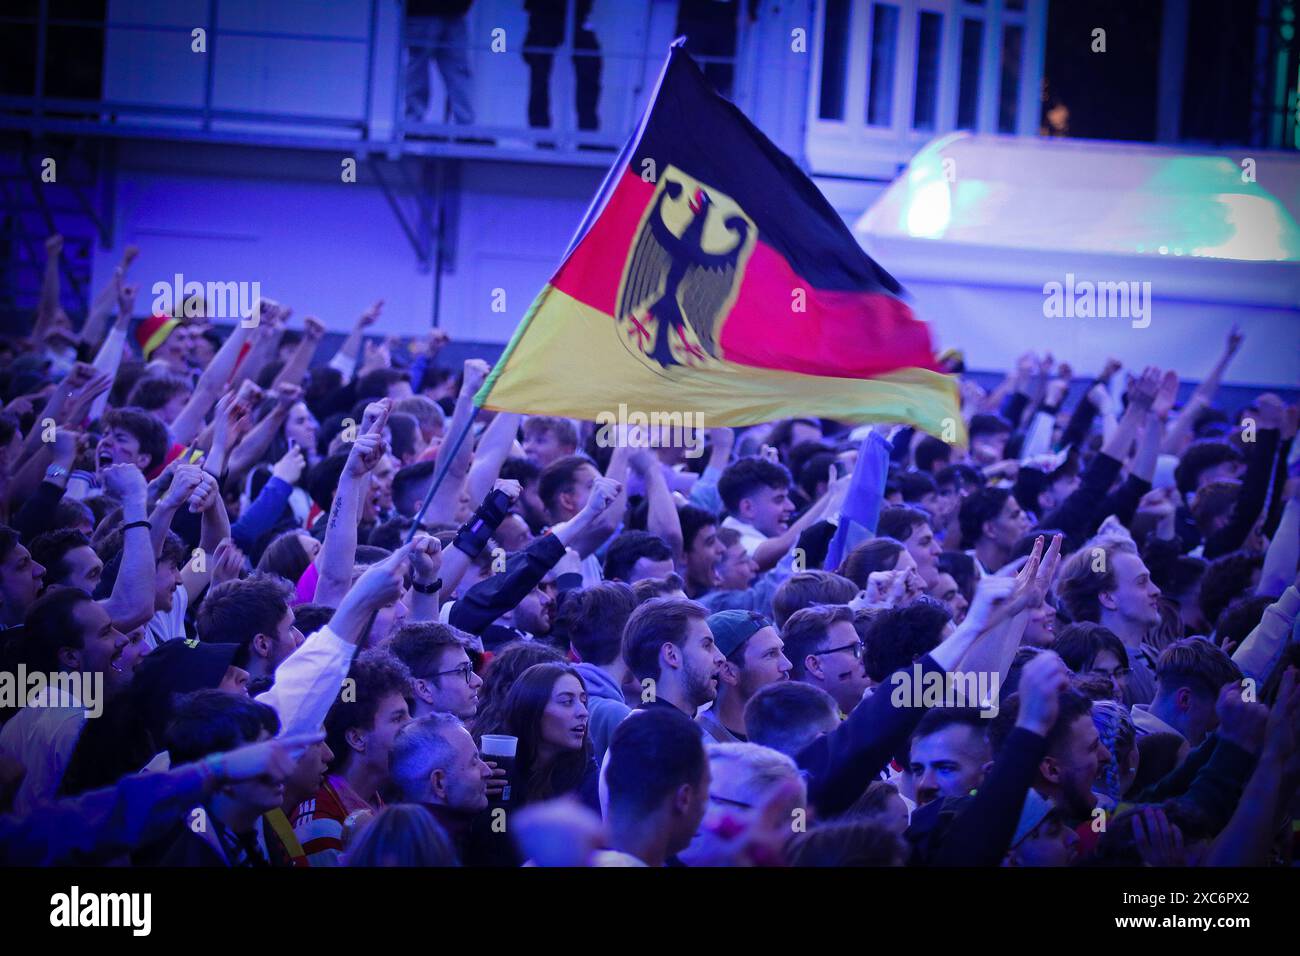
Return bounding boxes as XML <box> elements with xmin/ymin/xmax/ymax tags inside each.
<box><xmin>795</xmin><ymin>654</ymin><xmax>945</xmax><ymax>818</ymax></box>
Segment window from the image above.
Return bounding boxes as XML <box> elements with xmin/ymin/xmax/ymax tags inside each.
<box><xmin>957</xmin><ymin>18</ymin><xmax>983</xmax><ymax>129</ymax></box>
<box><xmin>998</xmin><ymin>24</ymin><xmax>1023</xmax><ymax>133</ymax></box>
<box><xmin>867</xmin><ymin>3</ymin><xmax>900</xmax><ymax>127</ymax></box>
<box><xmin>819</xmin><ymin>0</ymin><xmax>852</xmax><ymax>119</ymax></box>
<box><xmin>913</xmin><ymin>11</ymin><xmax>943</xmax><ymax>130</ymax></box>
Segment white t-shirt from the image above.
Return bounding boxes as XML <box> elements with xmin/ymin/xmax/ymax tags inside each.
<box><xmin>145</xmin><ymin>585</ymin><xmax>189</xmax><ymax>651</ymax></box>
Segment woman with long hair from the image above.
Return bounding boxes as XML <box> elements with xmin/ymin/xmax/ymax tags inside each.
<box><xmin>468</xmin><ymin>640</ymin><xmax>564</xmax><ymax>741</ymax></box>
<box><xmin>498</xmin><ymin>662</ymin><xmax>597</xmax><ymax>811</ymax></box>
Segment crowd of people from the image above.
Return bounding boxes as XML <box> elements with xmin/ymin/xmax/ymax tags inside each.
<box><xmin>0</xmin><ymin>233</ymin><xmax>1297</xmax><ymax>869</ymax></box>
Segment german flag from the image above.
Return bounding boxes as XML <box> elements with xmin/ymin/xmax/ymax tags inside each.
<box><xmin>476</xmin><ymin>43</ymin><xmax>963</xmax><ymax>441</ymax></box>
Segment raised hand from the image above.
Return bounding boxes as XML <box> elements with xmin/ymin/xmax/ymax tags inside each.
<box><xmin>1127</xmin><ymin>366</ymin><xmax>1162</xmax><ymax>411</ymax></box>
<box><xmin>213</xmin><ymin>731</ymin><xmax>325</xmax><ymax>785</ymax></box>
<box><xmin>1014</xmin><ymin>650</ymin><xmax>1069</xmax><ymax>736</ymax></box>
<box><xmin>1225</xmin><ymin>323</ymin><xmax>1244</xmax><ymax>357</ymax></box>
<box><xmin>45</xmin><ymin>233</ymin><xmax>64</xmax><ymax>257</ymax></box>
<box><xmin>493</xmin><ymin>478</ymin><xmax>522</xmax><ymax>501</ymax></box>
<box><xmin>460</xmin><ymin>358</ymin><xmax>491</xmax><ymax>399</ymax></box>
<box><xmin>101</xmin><ymin>462</ymin><xmax>148</xmax><ymax>504</ymax></box>
<box><xmin>408</xmin><ymin>532</ymin><xmax>443</xmax><ymax>586</ymax></box>
<box><xmin>581</xmin><ymin>476</ymin><xmax>622</xmax><ymax>518</ymax></box>
<box><xmin>358</xmin><ymin>299</ymin><xmax>384</xmax><ymax>329</ymax></box>
<box><xmin>1216</xmin><ymin>681</ymin><xmax>1269</xmax><ymax>755</ymax></box>
<box><xmin>272</xmin><ymin>443</ymin><xmax>307</xmax><ymax>484</ymax></box>
<box><xmin>302</xmin><ymin>315</ymin><xmax>326</xmax><ymax>343</ymax></box>
<box><xmin>160</xmin><ymin>463</ymin><xmax>205</xmax><ymax>510</ymax></box>
<box><xmin>1151</xmin><ymin>370</ymin><xmax>1179</xmax><ymax>420</ymax></box>
<box><xmin>1132</xmin><ymin>807</ymin><xmax>1186</xmax><ymax>868</ymax></box>
<box><xmin>210</xmin><ymin>538</ymin><xmax>245</xmax><ymax>587</ymax></box>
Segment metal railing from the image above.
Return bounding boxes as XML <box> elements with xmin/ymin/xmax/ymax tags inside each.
<box><xmin>0</xmin><ymin>0</ymin><xmax>751</xmax><ymax>165</ymax></box>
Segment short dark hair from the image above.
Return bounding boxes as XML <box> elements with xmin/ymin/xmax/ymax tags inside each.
<box><xmin>101</xmin><ymin>407</ymin><xmax>169</xmax><ymax>473</ymax></box>
<box><xmin>165</xmin><ymin>689</ymin><xmax>280</xmax><ymax>766</ymax></box>
<box><xmin>910</xmin><ymin>706</ymin><xmax>988</xmax><ymax>747</ymax></box>
<box><xmin>621</xmin><ymin>597</ymin><xmax>709</xmax><ymax>682</ymax></box>
<box><xmin>393</xmin><ymin>460</ymin><xmax>437</xmax><ymax>518</ymax></box>
<box><xmin>1190</xmin><ymin>480</ymin><xmax>1240</xmax><ymax>535</ymax></box>
<box><xmin>385</xmin><ymin>412</ymin><xmax>420</xmax><ymax>462</ymax></box>
<box><xmin>1214</xmin><ymin>595</ymin><xmax>1274</xmax><ymax>650</ymax></box>
<box><xmin>743</xmin><ymin>681</ymin><xmax>838</xmax><ymax>757</ymax></box>
<box><xmin>914</xmin><ymin>436</ymin><xmax>952</xmax><ymax>473</ymax></box>
<box><xmin>897</xmin><ymin>471</ymin><xmax>938</xmax><ymax>504</ymax></box>
<box><xmin>717</xmin><ymin>457</ymin><xmax>792</xmax><ymax>513</ymax></box>
<box><xmin>603</xmin><ymin>531</ymin><xmax>673</xmax><ymax>582</ymax></box>
<box><xmin>958</xmin><ymin>487</ymin><xmax>1011</xmax><ymax>549</ymax></box>
<box><xmin>771</xmin><ymin>571</ymin><xmax>857</xmax><ymax>629</ymax></box>
<box><xmin>861</xmin><ymin>597</ymin><xmax>951</xmax><ymax>683</ymax></box>
<box><xmin>126</xmin><ymin>373</ymin><xmax>190</xmax><ymax>412</ymax></box>
<box><xmin>936</xmin><ymin>463</ymin><xmax>983</xmax><ymax>494</ymax></box>
<box><xmin>782</xmin><ymin>604</ymin><xmax>854</xmax><ymax>680</ymax></box>
<box><xmin>293</xmin><ymin>603</ymin><xmax>335</xmax><ymax>638</ymax></box>
<box><xmin>677</xmin><ymin>504</ymin><xmax>719</xmax><ymax>554</ymax></box>
<box><xmin>307</xmin><ymin>452</ymin><xmax>350</xmax><ymax>512</ymax></box>
<box><xmin>968</xmin><ymin>414</ymin><xmax>1011</xmax><ymax>440</ymax></box>
<box><xmin>326</xmin><ymin>649</ymin><xmax>412</xmax><ymax>772</ymax></box>
<box><xmin>558</xmin><ymin>582</ymin><xmax>637</xmax><ymax>666</ymax></box>
<box><xmin>990</xmin><ymin>687</ymin><xmax>1093</xmax><ymax>759</ymax></box>
<box><xmin>1154</xmin><ymin>638</ymin><xmax>1241</xmax><ymax>700</ymax></box>
<box><xmin>605</xmin><ymin>708</ymin><xmax>707</xmax><ymax>818</ymax></box>
<box><xmin>20</xmin><ymin>586</ymin><xmax>94</xmax><ymax>673</ymax></box>
<box><xmin>196</xmin><ymin>573</ymin><xmax>293</xmax><ymax>651</ymax></box>
<box><xmin>29</xmin><ymin>529</ymin><xmax>93</xmax><ymax>586</ymax></box>
<box><xmin>389</xmin><ymin>621</ymin><xmax>472</xmax><ymax>680</ymax></box>
<box><xmin>538</xmin><ymin>454</ymin><xmax>596</xmax><ymax>515</ymax></box>
<box><xmin>1198</xmin><ymin>551</ymin><xmax>1264</xmax><ymax>628</ymax></box>
<box><xmin>356</xmin><ymin>367</ymin><xmax>411</xmax><ymax>400</ymax></box>
<box><xmin>1053</xmin><ymin>622</ymin><xmax>1129</xmax><ymax>674</ymax></box>
<box><xmin>876</xmin><ymin>505</ymin><xmax>930</xmax><ymax>544</ymax></box>
<box><xmin>1175</xmin><ymin>441</ymin><xmax>1243</xmax><ymax>498</ymax></box>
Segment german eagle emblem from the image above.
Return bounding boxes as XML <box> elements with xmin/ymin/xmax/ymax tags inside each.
<box><xmin>615</xmin><ymin>166</ymin><xmax>757</xmax><ymax>372</ymax></box>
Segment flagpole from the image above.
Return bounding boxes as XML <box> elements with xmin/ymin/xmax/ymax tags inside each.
<box><xmin>404</xmin><ymin>406</ymin><xmax>480</xmax><ymax>544</ymax></box>
<box><xmin>562</xmin><ymin>38</ymin><xmax>686</xmax><ymax>260</ymax></box>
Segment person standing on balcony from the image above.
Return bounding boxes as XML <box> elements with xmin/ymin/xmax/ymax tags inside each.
<box><xmin>523</xmin><ymin>0</ymin><xmax>602</xmax><ymax>134</ymax></box>
<box><xmin>405</xmin><ymin>0</ymin><xmax>476</xmax><ymax>126</ymax></box>
<box><xmin>674</xmin><ymin>0</ymin><xmax>758</xmax><ymax>101</ymax></box>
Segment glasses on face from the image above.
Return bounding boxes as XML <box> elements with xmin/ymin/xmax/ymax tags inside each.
<box><xmin>432</xmin><ymin>662</ymin><xmax>475</xmax><ymax>685</ymax></box>
<box><xmin>813</xmin><ymin>641</ymin><xmax>864</xmax><ymax>660</ymax></box>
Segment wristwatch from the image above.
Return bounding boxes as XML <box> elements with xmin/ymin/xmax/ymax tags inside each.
<box><xmin>44</xmin><ymin>464</ymin><xmax>69</xmax><ymax>483</ymax></box>
<box><xmin>411</xmin><ymin>577</ymin><xmax>443</xmax><ymax>595</ymax></box>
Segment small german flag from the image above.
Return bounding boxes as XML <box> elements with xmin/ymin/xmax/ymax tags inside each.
<box><xmin>477</xmin><ymin>43</ymin><xmax>963</xmax><ymax>441</ymax></box>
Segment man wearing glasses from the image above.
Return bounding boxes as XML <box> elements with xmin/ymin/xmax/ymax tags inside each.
<box><xmin>782</xmin><ymin>604</ymin><xmax>870</xmax><ymax>717</ymax></box>
<box><xmin>389</xmin><ymin>621</ymin><xmax>484</xmax><ymax>721</ymax></box>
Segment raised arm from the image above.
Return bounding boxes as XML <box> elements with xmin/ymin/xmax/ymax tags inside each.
<box><xmin>465</xmin><ymin>412</ymin><xmax>522</xmax><ymax>509</ymax></box>
<box><xmin>314</xmin><ymin>399</ymin><xmax>391</xmax><ymax>607</ymax></box>
<box><xmin>631</xmin><ymin>445</ymin><xmax>683</xmax><ymax>558</ymax></box>
<box><xmin>272</xmin><ymin>315</ymin><xmax>326</xmax><ymax>392</ymax></box>
<box><xmin>420</xmin><ymin>360</ymin><xmax>488</xmax><ymax>526</ymax></box>
<box><xmin>80</xmin><ymin>245</ymin><xmax>139</xmax><ymax>350</ymax></box>
<box><xmin>32</xmin><ymin>234</ymin><xmax>64</xmax><ymax>343</ymax></box>
<box><xmin>99</xmin><ymin>464</ymin><xmax>157</xmax><ymax>632</ymax></box>
<box><xmin>326</xmin><ymin>300</ymin><xmax>382</xmax><ymax>386</ymax></box>
<box><xmin>169</xmin><ymin>304</ymin><xmax>261</xmax><ymax>446</ymax></box>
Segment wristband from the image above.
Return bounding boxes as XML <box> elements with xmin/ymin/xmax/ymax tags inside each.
<box><xmin>411</xmin><ymin>577</ymin><xmax>443</xmax><ymax>595</ymax></box>
<box><xmin>452</xmin><ymin>488</ymin><xmax>514</xmax><ymax>559</ymax></box>
<box><xmin>122</xmin><ymin>519</ymin><xmax>152</xmax><ymax>532</ymax></box>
